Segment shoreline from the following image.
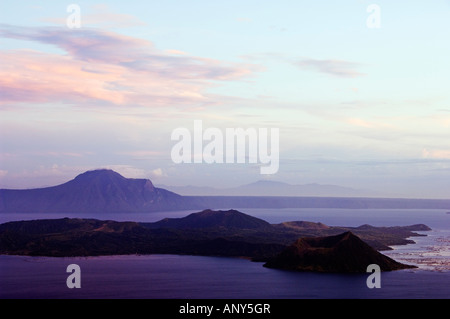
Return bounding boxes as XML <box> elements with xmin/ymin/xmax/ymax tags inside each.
<box><xmin>384</xmin><ymin>229</ymin><xmax>450</xmax><ymax>272</ymax></box>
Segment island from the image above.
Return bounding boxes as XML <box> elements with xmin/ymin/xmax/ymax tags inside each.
<box><xmin>263</xmin><ymin>231</ymin><xmax>415</xmax><ymax>272</ymax></box>
<box><xmin>0</xmin><ymin>209</ymin><xmax>429</xmax><ymax>272</ymax></box>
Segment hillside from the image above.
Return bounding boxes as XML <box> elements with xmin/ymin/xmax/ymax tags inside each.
<box><xmin>264</xmin><ymin>232</ymin><xmax>416</xmax><ymax>272</ymax></box>
<box><xmin>145</xmin><ymin>209</ymin><xmax>272</xmax><ymax>230</ymax></box>
<box><xmin>0</xmin><ymin>216</ymin><xmax>284</xmax><ymax>258</ymax></box>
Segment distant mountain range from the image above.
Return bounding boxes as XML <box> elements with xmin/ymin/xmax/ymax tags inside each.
<box><xmin>158</xmin><ymin>180</ymin><xmax>388</xmax><ymax>197</ymax></box>
<box><xmin>1</xmin><ymin>169</ymin><xmax>449</xmax><ymax>214</ymax></box>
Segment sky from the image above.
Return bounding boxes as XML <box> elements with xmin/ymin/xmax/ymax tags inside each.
<box><xmin>0</xmin><ymin>1</ymin><xmax>449</xmax><ymax>198</ymax></box>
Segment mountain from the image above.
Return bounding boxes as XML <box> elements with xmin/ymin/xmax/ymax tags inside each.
<box><xmin>160</xmin><ymin>180</ymin><xmax>388</xmax><ymax>197</ymax></box>
<box><xmin>0</xmin><ymin>169</ymin><xmax>200</xmax><ymax>213</ymax></box>
<box><xmin>263</xmin><ymin>231</ymin><xmax>416</xmax><ymax>272</ymax></box>
<box><xmin>2</xmin><ymin>169</ymin><xmax>449</xmax><ymax>215</ymax></box>
<box><xmin>145</xmin><ymin>209</ymin><xmax>272</xmax><ymax>230</ymax></box>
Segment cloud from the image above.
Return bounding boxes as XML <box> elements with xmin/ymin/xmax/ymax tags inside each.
<box><xmin>240</xmin><ymin>53</ymin><xmax>365</xmax><ymax>79</ymax></box>
<box><xmin>294</xmin><ymin>58</ymin><xmax>365</xmax><ymax>78</ymax></box>
<box><xmin>150</xmin><ymin>168</ymin><xmax>165</xmax><ymax>178</ymax></box>
<box><xmin>104</xmin><ymin>165</ymin><xmax>147</xmax><ymax>178</ymax></box>
<box><xmin>5</xmin><ymin>164</ymin><xmax>89</xmax><ymax>182</ymax></box>
<box><xmin>119</xmin><ymin>150</ymin><xmax>164</xmax><ymax>157</ymax></box>
<box><xmin>0</xmin><ymin>170</ymin><xmax>7</xmax><ymax>178</ymax></box>
<box><xmin>346</xmin><ymin>117</ymin><xmax>394</xmax><ymax>129</ymax></box>
<box><xmin>0</xmin><ymin>49</ymin><xmax>129</xmax><ymax>105</ymax></box>
<box><xmin>165</xmin><ymin>49</ymin><xmax>188</xmax><ymax>56</ymax></box>
<box><xmin>0</xmin><ymin>24</ymin><xmax>259</xmax><ymax>107</ymax></box>
<box><xmin>422</xmin><ymin>149</ymin><xmax>450</xmax><ymax>159</ymax></box>
<box><xmin>26</xmin><ymin>151</ymin><xmax>88</xmax><ymax>158</ymax></box>
<box><xmin>346</xmin><ymin>118</ymin><xmax>375</xmax><ymax>128</ymax></box>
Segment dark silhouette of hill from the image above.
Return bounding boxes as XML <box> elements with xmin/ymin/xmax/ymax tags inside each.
<box><xmin>0</xmin><ymin>209</ymin><xmax>430</xmax><ymax>271</ymax></box>
<box><xmin>0</xmin><ymin>169</ymin><xmax>200</xmax><ymax>213</ymax></box>
<box><xmin>264</xmin><ymin>231</ymin><xmax>416</xmax><ymax>272</ymax></box>
<box><xmin>279</xmin><ymin>221</ymin><xmax>330</xmax><ymax>230</ymax></box>
<box><xmin>0</xmin><ymin>217</ymin><xmax>283</xmax><ymax>258</ymax></box>
<box><xmin>146</xmin><ymin>209</ymin><xmax>272</xmax><ymax>230</ymax></box>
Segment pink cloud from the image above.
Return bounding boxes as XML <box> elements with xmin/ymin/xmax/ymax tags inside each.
<box><xmin>422</xmin><ymin>149</ymin><xmax>450</xmax><ymax>159</ymax></box>
<box><xmin>346</xmin><ymin>117</ymin><xmax>396</xmax><ymax>130</ymax></box>
<box><xmin>0</xmin><ymin>49</ymin><xmax>127</xmax><ymax>105</ymax></box>
<box><xmin>0</xmin><ymin>24</ymin><xmax>258</xmax><ymax>107</ymax></box>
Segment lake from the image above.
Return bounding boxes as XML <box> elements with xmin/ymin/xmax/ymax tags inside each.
<box><xmin>0</xmin><ymin>208</ymin><xmax>449</xmax><ymax>299</ymax></box>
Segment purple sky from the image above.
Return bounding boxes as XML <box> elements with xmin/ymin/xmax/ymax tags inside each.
<box><xmin>1</xmin><ymin>1</ymin><xmax>450</xmax><ymax>199</ymax></box>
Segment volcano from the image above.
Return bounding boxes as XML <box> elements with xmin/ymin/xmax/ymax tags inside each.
<box><xmin>263</xmin><ymin>231</ymin><xmax>416</xmax><ymax>272</ymax></box>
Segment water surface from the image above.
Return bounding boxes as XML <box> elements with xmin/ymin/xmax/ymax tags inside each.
<box><xmin>1</xmin><ymin>208</ymin><xmax>449</xmax><ymax>299</ymax></box>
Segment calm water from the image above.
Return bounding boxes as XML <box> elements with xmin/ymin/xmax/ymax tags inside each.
<box><xmin>0</xmin><ymin>254</ymin><xmax>448</xmax><ymax>299</ymax></box>
<box><xmin>1</xmin><ymin>208</ymin><xmax>449</xmax><ymax>299</ymax></box>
